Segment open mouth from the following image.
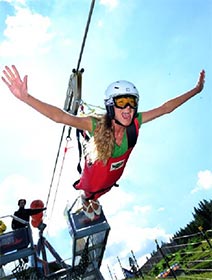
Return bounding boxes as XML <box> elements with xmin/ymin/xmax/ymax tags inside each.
<box><xmin>121</xmin><ymin>112</ymin><xmax>131</xmax><ymax>120</ymax></box>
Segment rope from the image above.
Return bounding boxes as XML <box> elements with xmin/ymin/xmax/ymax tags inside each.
<box><xmin>45</xmin><ymin>125</ymin><xmax>66</xmax><ymax>209</ymax></box>
<box><xmin>45</xmin><ymin>0</ymin><xmax>96</xmax><ymax>219</ymax></box>
<box><xmin>76</xmin><ymin>0</ymin><xmax>96</xmax><ymax>72</ymax></box>
<box><xmin>47</xmin><ymin>137</ymin><xmax>72</xmax><ymax>226</ymax></box>
<box><xmin>81</xmin><ymin>100</ymin><xmax>105</xmax><ymax>113</ymax></box>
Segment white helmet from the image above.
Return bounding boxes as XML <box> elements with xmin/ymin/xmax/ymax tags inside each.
<box><xmin>104</xmin><ymin>80</ymin><xmax>139</xmax><ymax>106</ymax></box>
<box><xmin>104</xmin><ymin>80</ymin><xmax>139</xmax><ymax>120</ymax></box>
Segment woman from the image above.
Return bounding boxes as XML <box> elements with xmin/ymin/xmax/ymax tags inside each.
<box><xmin>1</xmin><ymin>65</ymin><xmax>205</xmax><ymax>220</ymax></box>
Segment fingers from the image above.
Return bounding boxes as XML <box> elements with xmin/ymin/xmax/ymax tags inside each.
<box><xmin>2</xmin><ymin>65</ymin><xmax>23</xmax><ymax>90</ymax></box>
<box><xmin>4</xmin><ymin>65</ymin><xmax>16</xmax><ymax>80</ymax></box>
<box><xmin>2</xmin><ymin>68</ymin><xmax>12</xmax><ymax>86</ymax></box>
<box><xmin>200</xmin><ymin>69</ymin><xmax>205</xmax><ymax>78</ymax></box>
<box><xmin>199</xmin><ymin>69</ymin><xmax>205</xmax><ymax>83</ymax></box>
<box><xmin>200</xmin><ymin>69</ymin><xmax>205</xmax><ymax>76</ymax></box>
<box><xmin>23</xmin><ymin>75</ymin><xmax>28</xmax><ymax>89</ymax></box>
<box><xmin>2</xmin><ymin>65</ymin><xmax>20</xmax><ymax>82</ymax></box>
<box><xmin>12</xmin><ymin>65</ymin><xmax>21</xmax><ymax>80</ymax></box>
<box><xmin>1</xmin><ymin>76</ymin><xmax>10</xmax><ymax>87</ymax></box>
<box><xmin>195</xmin><ymin>69</ymin><xmax>205</xmax><ymax>93</ymax></box>
<box><xmin>1</xmin><ymin>66</ymin><xmax>13</xmax><ymax>86</ymax></box>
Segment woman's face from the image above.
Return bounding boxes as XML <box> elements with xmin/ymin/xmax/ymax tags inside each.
<box><xmin>114</xmin><ymin>105</ymin><xmax>135</xmax><ymax>126</ymax></box>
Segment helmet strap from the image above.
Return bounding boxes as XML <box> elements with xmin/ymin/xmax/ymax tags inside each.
<box><xmin>114</xmin><ymin>118</ymin><xmax>127</xmax><ymax>127</ymax></box>
<box><xmin>114</xmin><ymin>118</ymin><xmax>135</xmax><ymax>127</ymax></box>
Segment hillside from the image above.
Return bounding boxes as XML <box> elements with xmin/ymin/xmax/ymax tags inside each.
<box><xmin>124</xmin><ymin>199</ymin><xmax>212</xmax><ymax>280</ymax></box>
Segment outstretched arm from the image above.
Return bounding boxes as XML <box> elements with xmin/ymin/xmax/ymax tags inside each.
<box><xmin>142</xmin><ymin>70</ymin><xmax>205</xmax><ymax>123</ymax></box>
<box><xmin>1</xmin><ymin>65</ymin><xmax>92</xmax><ymax>132</ymax></box>
<box><xmin>28</xmin><ymin>208</ymin><xmax>47</xmax><ymax>216</ymax></box>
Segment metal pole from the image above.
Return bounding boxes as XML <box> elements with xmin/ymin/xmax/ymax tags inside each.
<box><xmin>155</xmin><ymin>239</ymin><xmax>177</xmax><ymax>280</ymax></box>
<box><xmin>107</xmin><ymin>264</ymin><xmax>114</xmax><ymax>280</ymax></box>
<box><xmin>117</xmin><ymin>256</ymin><xmax>126</xmax><ymax>279</ymax></box>
<box><xmin>198</xmin><ymin>226</ymin><xmax>212</xmax><ymax>249</ymax></box>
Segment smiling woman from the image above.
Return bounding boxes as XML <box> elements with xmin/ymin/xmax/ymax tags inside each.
<box><xmin>1</xmin><ymin>65</ymin><xmax>205</xmax><ymax>221</ymax></box>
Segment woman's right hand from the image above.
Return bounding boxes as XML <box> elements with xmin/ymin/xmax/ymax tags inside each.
<box><xmin>2</xmin><ymin>65</ymin><xmax>29</xmax><ymax>101</ymax></box>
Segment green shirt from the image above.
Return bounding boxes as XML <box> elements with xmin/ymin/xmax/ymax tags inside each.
<box><xmin>90</xmin><ymin>113</ymin><xmax>142</xmax><ymax>158</ymax></box>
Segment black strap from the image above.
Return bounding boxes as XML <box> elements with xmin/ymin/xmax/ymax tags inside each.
<box><xmin>76</xmin><ymin>129</ymin><xmax>90</xmax><ymax>174</ymax></box>
<box><xmin>126</xmin><ymin>121</ymin><xmax>138</xmax><ymax>149</ymax></box>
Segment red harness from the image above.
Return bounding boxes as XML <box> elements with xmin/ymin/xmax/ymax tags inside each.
<box><xmin>74</xmin><ymin>118</ymin><xmax>139</xmax><ymax>200</ymax></box>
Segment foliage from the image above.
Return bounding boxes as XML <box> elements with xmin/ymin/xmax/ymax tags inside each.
<box><xmin>173</xmin><ymin>199</ymin><xmax>212</xmax><ymax>243</ymax></box>
<box><xmin>139</xmin><ymin>199</ymin><xmax>212</xmax><ymax>280</ymax></box>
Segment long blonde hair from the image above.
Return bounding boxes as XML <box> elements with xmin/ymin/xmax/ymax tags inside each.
<box><xmin>85</xmin><ymin>114</ymin><xmax>115</xmax><ymax>164</ymax></box>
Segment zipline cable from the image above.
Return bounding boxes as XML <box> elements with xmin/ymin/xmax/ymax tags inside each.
<box><xmin>76</xmin><ymin>0</ymin><xmax>95</xmax><ymax>72</ymax></box>
<box><xmin>45</xmin><ymin>125</ymin><xmax>66</xmax><ymax>210</ymax></box>
<box><xmin>45</xmin><ymin>0</ymin><xmax>96</xmax><ymax>217</ymax></box>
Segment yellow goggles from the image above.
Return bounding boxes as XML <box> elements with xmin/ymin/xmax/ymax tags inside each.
<box><xmin>114</xmin><ymin>95</ymin><xmax>138</xmax><ymax>109</ymax></box>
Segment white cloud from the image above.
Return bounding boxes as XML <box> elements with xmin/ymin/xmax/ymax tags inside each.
<box><xmin>99</xmin><ymin>187</ymin><xmax>172</xmax><ymax>279</ymax></box>
<box><xmin>101</xmin><ymin>222</ymin><xmax>171</xmax><ymax>279</ymax></box>
<box><xmin>191</xmin><ymin>170</ymin><xmax>212</xmax><ymax>193</ymax></box>
<box><xmin>99</xmin><ymin>0</ymin><xmax>119</xmax><ymax>10</ymax></box>
<box><xmin>133</xmin><ymin>204</ymin><xmax>152</xmax><ymax>215</ymax></box>
<box><xmin>157</xmin><ymin>207</ymin><xmax>165</xmax><ymax>212</ymax></box>
<box><xmin>0</xmin><ymin>6</ymin><xmax>53</xmax><ymax>56</ymax></box>
<box><xmin>97</xmin><ymin>19</ymin><xmax>103</xmax><ymax>28</ymax></box>
<box><xmin>0</xmin><ymin>0</ymin><xmax>26</xmax><ymax>3</ymax></box>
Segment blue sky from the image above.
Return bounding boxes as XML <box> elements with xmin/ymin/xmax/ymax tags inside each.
<box><xmin>0</xmin><ymin>0</ymin><xmax>211</xmax><ymax>279</ymax></box>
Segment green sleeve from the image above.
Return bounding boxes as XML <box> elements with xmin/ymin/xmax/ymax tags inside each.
<box><xmin>137</xmin><ymin>112</ymin><xmax>142</xmax><ymax>128</ymax></box>
<box><xmin>89</xmin><ymin>117</ymin><xmax>98</xmax><ymax>137</ymax></box>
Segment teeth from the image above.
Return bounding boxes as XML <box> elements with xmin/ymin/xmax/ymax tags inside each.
<box><xmin>122</xmin><ymin>112</ymin><xmax>130</xmax><ymax>119</ymax></box>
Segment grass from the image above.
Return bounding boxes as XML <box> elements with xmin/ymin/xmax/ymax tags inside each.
<box><xmin>135</xmin><ymin>238</ymin><xmax>212</xmax><ymax>280</ymax></box>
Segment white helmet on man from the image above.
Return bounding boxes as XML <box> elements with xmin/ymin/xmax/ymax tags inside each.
<box><xmin>104</xmin><ymin>80</ymin><xmax>139</xmax><ymax>120</ymax></box>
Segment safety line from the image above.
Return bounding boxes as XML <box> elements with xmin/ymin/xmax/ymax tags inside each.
<box><xmin>45</xmin><ymin>0</ymin><xmax>96</xmax><ymax>219</ymax></box>
<box><xmin>45</xmin><ymin>125</ymin><xmax>66</xmax><ymax>209</ymax></box>
<box><xmin>48</xmin><ymin>137</ymin><xmax>71</xmax><ymax>223</ymax></box>
<box><xmin>76</xmin><ymin>0</ymin><xmax>96</xmax><ymax>72</ymax></box>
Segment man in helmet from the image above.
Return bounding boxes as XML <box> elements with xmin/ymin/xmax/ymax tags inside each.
<box><xmin>2</xmin><ymin>65</ymin><xmax>205</xmax><ymax>220</ymax></box>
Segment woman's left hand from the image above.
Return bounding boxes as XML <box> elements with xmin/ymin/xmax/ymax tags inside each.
<box><xmin>195</xmin><ymin>69</ymin><xmax>205</xmax><ymax>93</ymax></box>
